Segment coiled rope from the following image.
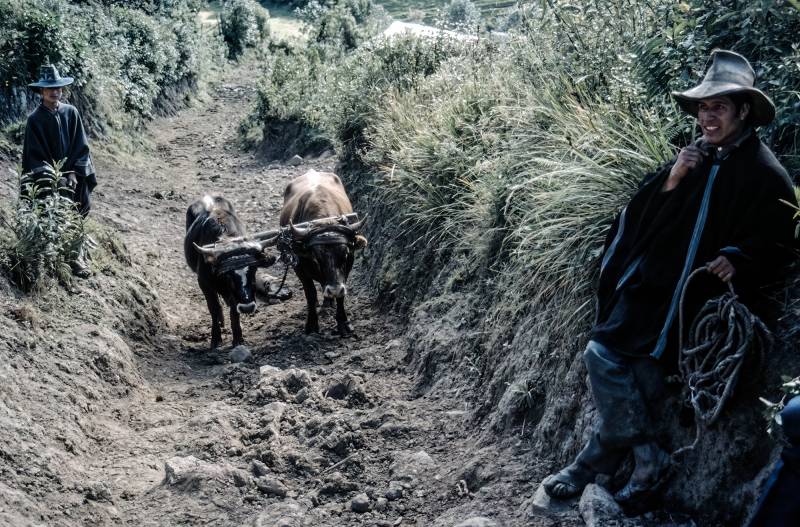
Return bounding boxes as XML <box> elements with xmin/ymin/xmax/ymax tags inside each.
<box><xmin>672</xmin><ymin>267</ymin><xmax>771</xmax><ymax>457</ymax></box>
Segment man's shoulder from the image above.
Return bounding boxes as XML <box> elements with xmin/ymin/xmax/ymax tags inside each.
<box><xmin>57</xmin><ymin>103</ymin><xmax>80</xmax><ymax>116</ymax></box>
<box><xmin>754</xmin><ymin>141</ymin><xmax>790</xmax><ymax>180</ymax></box>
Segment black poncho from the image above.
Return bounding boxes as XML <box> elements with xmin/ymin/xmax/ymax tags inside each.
<box><xmin>22</xmin><ymin>103</ymin><xmax>97</xmax><ymax>213</ymax></box>
<box><xmin>591</xmin><ymin>131</ymin><xmax>796</xmax><ymax>360</ymax></box>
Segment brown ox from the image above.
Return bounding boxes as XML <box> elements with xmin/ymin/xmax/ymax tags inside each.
<box><xmin>280</xmin><ymin>170</ymin><xmax>367</xmax><ymax>336</ymax></box>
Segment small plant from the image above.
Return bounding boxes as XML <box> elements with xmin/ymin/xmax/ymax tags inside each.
<box><xmin>0</xmin><ymin>160</ymin><xmax>87</xmax><ymax>291</ymax></box>
<box><xmin>760</xmin><ymin>376</ymin><xmax>800</xmax><ymax>437</ymax></box>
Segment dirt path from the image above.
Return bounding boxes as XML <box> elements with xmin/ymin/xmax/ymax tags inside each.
<box><xmin>59</xmin><ymin>59</ymin><xmax>551</xmax><ymax>527</ymax></box>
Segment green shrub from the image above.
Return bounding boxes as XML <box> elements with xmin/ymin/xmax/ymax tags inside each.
<box><xmin>0</xmin><ymin>0</ymin><xmax>215</xmax><ymax>133</ymax></box>
<box><xmin>247</xmin><ymin>33</ymin><xmax>464</xmax><ymax>159</ymax></box>
<box><xmin>220</xmin><ymin>0</ymin><xmax>270</xmax><ymax>59</ymax></box>
<box><xmin>441</xmin><ymin>0</ymin><xmax>481</xmax><ymax>31</ymax></box>
<box><xmin>298</xmin><ymin>0</ymin><xmax>388</xmax><ymax>55</ymax></box>
<box><xmin>0</xmin><ymin>162</ymin><xmax>87</xmax><ymax>291</ymax></box>
<box><xmin>634</xmin><ymin>0</ymin><xmax>800</xmax><ymax>168</ymax></box>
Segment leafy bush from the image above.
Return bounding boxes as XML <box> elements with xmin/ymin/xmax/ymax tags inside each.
<box><xmin>0</xmin><ymin>0</ymin><xmax>218</xmax><ymax>133</ymax></box>
<box><xmin>633</xmin><ymin>0</ymin><xmax>800</xmax><ymax>169</ymax></box>
<box><xmin>247</xmin><ymin>33</ymin><xmax>464</xmax><ymax>160</ymax></box>
<box><xmin>441</xmin><ymin>0</ymin><xmax>481</xmax><ymax>31</ymax></box>
<box><xmin>0</xmin><ymin>162</ymin><xmax>86</xmax><ymax>291</ymax></box>
<box><xmin>298</xmin><ymin>0</ymin><xmax>388</xmax><ymax>54</ymax></box>
<box><xmin>219</xmin><ymin>0</ymin><xmax>270</xmax><ymax>59</ymax></box>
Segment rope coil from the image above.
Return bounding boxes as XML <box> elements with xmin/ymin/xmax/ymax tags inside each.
<box><xmin>673</xmin><ymin>267</ymin><xmax>771</xmax><ymax>456</ymax></box>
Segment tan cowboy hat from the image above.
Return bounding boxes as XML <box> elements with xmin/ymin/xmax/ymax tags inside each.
<box><xmin>28</xmin><ymin>64</ymin><xmax>74</xmax><ymax>89</ymax></box>
<box><xmin>671</xmin><ymin>50</ymin><xmax>775</xmax><ymax>126</ymax></box>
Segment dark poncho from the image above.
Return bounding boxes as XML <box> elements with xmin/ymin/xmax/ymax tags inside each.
<box><xmin>22</xmin><ymin>103</ymin><xmax>97</xmax><ymax>213</ymax></box>
<box><xmin>591</xmin><ymin>131</ymin><xmax>796</xmax><ymax>359</ymax></box>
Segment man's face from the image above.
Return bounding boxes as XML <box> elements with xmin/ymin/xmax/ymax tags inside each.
<box><xmin>697</xmin><ymin>95</ymin><xmax>748</xmax><ymax>146</ymax></box>
<box><xmin>41</xmin><ymin>87</ymin><xmax>62</xmax><ymax>108</ymax></box>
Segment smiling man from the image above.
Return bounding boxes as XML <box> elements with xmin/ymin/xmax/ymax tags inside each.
<box><xmin>540</xmin><ymin>50</ymin><xmax>797</xmax><ymax>508</ymax></box>
<box><xmin>23</xmin><ymin>64</ymin><xmax>97</xmax><ymax>277</ymax></box>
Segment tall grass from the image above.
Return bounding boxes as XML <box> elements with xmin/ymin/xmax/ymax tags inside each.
<box><xmin>363</xmin><ymin>39</ymin><xmax>678</xmax><ymax>332</ymax></box>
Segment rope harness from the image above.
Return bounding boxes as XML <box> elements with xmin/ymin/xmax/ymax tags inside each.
<box><xmin>672</xmin><ymin>267</ymin><xmax>771</xmax><ymax>457</ymax></box>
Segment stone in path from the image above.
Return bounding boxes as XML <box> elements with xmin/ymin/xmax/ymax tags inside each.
<box><xmin>454</xmin><ymin>517</ymin><xmax>497</xmax><ymax>527</ymax></box>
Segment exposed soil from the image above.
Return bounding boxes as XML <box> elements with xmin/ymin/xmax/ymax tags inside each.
<box><xmin>0</xmin><ymin>60</ymin><xmax>575</xmax><ymax>527</ymax></box>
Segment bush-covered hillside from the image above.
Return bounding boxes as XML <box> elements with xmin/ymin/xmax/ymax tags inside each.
<box><xmin>0</xmin><ymin>0</ymin><xmax>222</xmax><ymax>151</ymax></box>
<box><xmin>245</xmin><ymin>0</ymin><xmax>800</xmax><ymax>523</ymax></box>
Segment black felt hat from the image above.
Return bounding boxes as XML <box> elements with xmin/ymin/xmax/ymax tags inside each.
<box><xmin>28</xmin><ymin>64</ymin><xmax>74</xmax><ymax>89</ymax></box>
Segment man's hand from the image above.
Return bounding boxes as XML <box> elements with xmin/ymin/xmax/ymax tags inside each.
<box><xmin>663</xmin><ymin>145</ymin><xmax>707</xmax><ymax>191</ymax></box>
<box><xmin>66</xmin><ymin>173</ymin><xmax>77</xmax><ymax>189</ymax></box>
<box><xmin>706</xmin><ymin>255</ymin><xmax>735</xmax><ymax>283</ymax></box>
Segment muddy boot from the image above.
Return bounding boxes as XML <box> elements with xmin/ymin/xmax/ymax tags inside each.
<box><xmin>614</xmin><ymin>442</ymin><xmax>672</xmax><ymax>508</ymax></box>
<box><xmin>70</xmin><ymin>241</ymin><xmax>92</xmax><ymax>278</ymax></box>
<box><xmin>542</xmin><ymin>461</ymin><xmax>597</xmax><ymax>499</ymax></box>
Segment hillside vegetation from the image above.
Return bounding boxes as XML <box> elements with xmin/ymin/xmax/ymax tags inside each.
<box><xmin>0</xmin><ymin>0</ymin><xmax>223</xmax><ymax>157</ymax></box>
<box><xmin>245</xmin><ymin>0</ymin><xmax>800</xmax><ymax>524</ymax></box>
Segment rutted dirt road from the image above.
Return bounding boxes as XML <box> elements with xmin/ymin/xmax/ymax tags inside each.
<box><xmin>46</xmin><ymin>60</ymin><xmax>556</xmax><ymax>527</ymax></box>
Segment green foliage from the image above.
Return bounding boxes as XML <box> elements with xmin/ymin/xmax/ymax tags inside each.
<box><xmin>220</xmin><ymin>0</ymin><xmax>270</xmax><ymax>59</ymax></box>
<box><xmin>634</xmin><ymin>0</ymin><xmax>800</xmax><ymax>166</ymax></box>
<box><xmin>441</xmin><ymin>0</ymin><xmax>481</xmax><ymax>31</ymax></box>
<box><xmin>0</xmin><ymin>0</ymin><xmax>219</xmax><ymax>133</ymax></box>
<box><xmin>0</xmin><ymin>161</ymin><xmax>86</xmax><ymax>291</ymax></box>
<box><xmin>247</xmin><ymin>0</ymin><xmax>800</xmax><ymax>356</ymax></box>
<box><xmin>298</xmin><ymin>0</ymin><xmax>388</xmax><ymax>54</ymax></box>
<box><xmin>761</xmin><ymin>375</ymin><xmax>800</xmax><ymax>436</ymax></box>
<box><xmin>248</xmin><ymin>32</ymin><xmax>461</xmax><ymax>159</ymax></box>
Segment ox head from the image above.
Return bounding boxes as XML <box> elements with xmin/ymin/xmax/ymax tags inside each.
<box><xmin>290</xmin><ymin>217</ymin><xmax>367</xmax><ymax>300</ymax></box>
<box><xmin>194</xmin><ymin>238</ymin><xmax>277</xmax><ymax>314</ymax></box>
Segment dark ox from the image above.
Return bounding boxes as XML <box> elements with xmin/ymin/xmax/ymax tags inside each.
<box><xmin>280</xmin><ymin>170</ymin><xmax>367</xmax><ymax>336</ymax></box>
<box><xmin>185</xmin><ymin>195</ymin><xmax>275</xmax><ymax>348</ymax></box>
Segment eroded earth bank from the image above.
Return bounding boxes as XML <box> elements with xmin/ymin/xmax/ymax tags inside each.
<box><xmin>0</xmin><ymin>62</ymin><xmax>564</xmax><ymax>527</ymax></box>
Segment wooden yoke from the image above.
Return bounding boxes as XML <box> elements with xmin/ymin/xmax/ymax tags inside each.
<box><xmin>199</xmin><ymin>213</ymin><xmax>361</xmax><ymax>250</ymax></box>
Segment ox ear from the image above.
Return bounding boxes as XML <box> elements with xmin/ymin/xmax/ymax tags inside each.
<box><xmin>354</xmin><ymin>234</ymin><xmax>368</xmax><ymax>251</ymax></box>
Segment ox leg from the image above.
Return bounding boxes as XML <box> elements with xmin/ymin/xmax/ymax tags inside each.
<box><xmin>201</xmin><ymin>285</ymin><xmax>224</xmax><ymax>349</ymax></box>
<box><xmin>300</xmin><ymin>276</ymin><xmax>320</xmax><ymax>334</ymax></box>
<box><xmin>230</xmin><ymin>307</ymin><xmax>244</xmax><ymax>347</ymax></box>
<box><xmin>336</xmin><ymin>297</ymin><xmax>353</xmax><ymax>337</ymax></box>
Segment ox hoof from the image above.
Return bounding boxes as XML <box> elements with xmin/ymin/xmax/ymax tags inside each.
<box><xmin>337</xmin><ymin>322</ymin><xmax>354</xmax><ymax>337</ymax></box>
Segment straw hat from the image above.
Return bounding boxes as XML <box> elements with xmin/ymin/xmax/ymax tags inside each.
<box><xmin>28</xmin><ymin>64</ymin><xmax>74</xmax><ymax>89</ymax></box>
<box><xmin>671</xmin><ymin>50</ymin><xmax>775</xmax><ymax>126</ymax></box>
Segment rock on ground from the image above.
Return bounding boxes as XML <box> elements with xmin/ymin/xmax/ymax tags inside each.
<box><xmin>579</xmin><ymin>484</ymin><xmax>627</xmax><ymax>526</ymax></box>
<box><xmin>229</xmin><ymin>345</ymin><xmax>252</xmax><ymax>363</ymax></box>
<box><xmin>454</xmin><ymin>517</ymin><xmax>498</xmax><ymax>527</ymax></box>
<box><xmin>390</xmin><ymin>450</ymin><xmax>437</xmax><ymax>481</ymax></box>
<box><xmin>350</xmin><ymin>492</ymin><xmax>371</xmax><ymax>513</ymax></box>
<box><xmin>252</xmin><ymin>499</ymin><xmax>307</xmax><ymax>527</ymax></box>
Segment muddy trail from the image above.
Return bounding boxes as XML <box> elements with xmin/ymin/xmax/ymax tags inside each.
<box><xmin>0</xmin><ymin>60</ymin><xmax>556</xmax><ymax>527</ymax></box>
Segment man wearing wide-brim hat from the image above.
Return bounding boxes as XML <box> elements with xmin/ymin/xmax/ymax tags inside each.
<box><xmin>23</xmin><ymin>64</ymin><xmax>97</xmax><ymax>277</ymax></box>
<box><xmin>541</xmin><ymin>50</ymin><xmax>797</xmax><ymax>508</ymax></box>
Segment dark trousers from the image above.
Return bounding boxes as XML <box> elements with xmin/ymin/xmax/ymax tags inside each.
<box><xmin>575</xmin><ymin>340</ymin><xmax>665</xmax><ymax>474</ymax></box>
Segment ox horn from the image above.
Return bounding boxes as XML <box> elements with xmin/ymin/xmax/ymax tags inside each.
<box><xmin>289</xmin><ymin>221</ymin><xmax>312</xmax><ymax>240</ymax></box>
<box><xmin>348</xmin><ymin>214</ymin><xmax>368</xmax><ymax>232</ymax></box>
<box><xmin>194</xmin><ymin>242</ymin><xmax>225</xmax><ymax>260</ymax></box>
<box><xmin>257</xmin><ymin>235</ymin><xmax>280</xmax><ymax>251</ymax></box>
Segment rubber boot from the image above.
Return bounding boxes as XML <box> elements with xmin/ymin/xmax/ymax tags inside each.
<box><xmin>70</xmin><ymin>240</ymin><xmax>92</xmax><ymax>278</ymax></box>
